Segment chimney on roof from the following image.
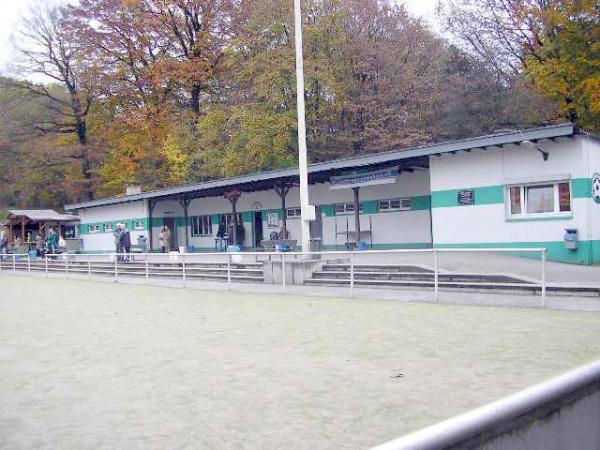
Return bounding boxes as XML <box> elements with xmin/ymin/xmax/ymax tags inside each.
<box><xmin>126</xmin><ymin>185</ymin><xmax>142</xmax><ymax>196</ymax></box>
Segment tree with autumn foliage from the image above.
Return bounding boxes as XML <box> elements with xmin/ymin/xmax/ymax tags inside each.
<box><xmin>0</xmin><ymin>0</ymin><xmax>572</xmax><ymax>208</ymax></box>
<box><xmin>441</xmin><ymin>0</ymin><xmax>600</xmax><ymax>131</ymax></box>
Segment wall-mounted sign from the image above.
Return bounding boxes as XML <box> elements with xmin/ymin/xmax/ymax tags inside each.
<box><xmin>457</xmin><ymin>189</ymin><xmax>475</xmax><ymax>205</ymax></box>
<box><xmin>592</xmin><ymin>173</ymin><xmax>600</xmax><ymax>204</ymax></box>
<box><xmin>330</xmin><ymin>167</ymin><xmax>399</xmax><ymax>190</ymax></box>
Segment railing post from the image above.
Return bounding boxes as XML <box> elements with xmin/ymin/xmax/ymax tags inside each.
<box><xmin>64</xmin><ymin>254</ymin><xmax>69</xmax><ymax>278</ymax></box>
<box><xmin>350</xmin><ymin>251</ymin><xmax>354</xmax><ymax>297</ymax></box>
<box><xmin>45</xmin><ymin>254</ymin><xmax>49</xmax><ymax>277</ymax></box>
<box><xmin>434</xmin><ymin>248</ymin><xmax>439</xmax><ymax>304</ymax></box>
<box><xmin>281</xmin><ymin>252</ymin><xmax>286</xmax><ymax>292</ymax></box>
<box><xmin>12</xmin><ymin>253</ymin><xmax>16</xmax><ymax>272</ymax></box>
<box><xmin>88</xmin><ymin>259</ymin><xmax>92</xmax><ymax>280</ymax></box>
<box><xmin>27</xmin><ymin>254</ymin><xmax>31</xmax><ymax>273</ymax></box>
<box><xmin>541</xmin><ymin>249</ymin><xmax>547</xmax><ymax>308</ymax></box>
<box><xmin>227</xmin><ymin>253</ymin><xmax>232</xmax><ymax>289</ymax></box>
<box><xmin>145</xmin><ymin>255</ymin><xmax>149</xmax><ymax>281</ymax></box>
<box><xmin>114</xmin><ymin>254</ymin><xmax>118</xmax><ymax>282</ymax></box>
<box><xmin>182</xmin><ymin>253</ymin><xmax>187</xmax><ymax>288</ymax></box>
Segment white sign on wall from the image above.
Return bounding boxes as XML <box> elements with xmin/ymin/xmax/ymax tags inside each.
<box><xmin>329</xmin><ymin>167</ymin><xmax>399</xmax><ymax>190</ymax></box>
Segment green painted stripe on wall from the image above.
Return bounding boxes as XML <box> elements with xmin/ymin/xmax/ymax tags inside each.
<box><xmin>322</xmin><ymin>205</ymin><xmax>336</xmax><ymax>217</ymax></box>
<box><xmin>431</xmin><ymin>185</ymin><xmax>504</xmax><ymax>208</ymax></box>
<box><xmin>79</xmin><ymin>218</ymin><xmax>149</xmax><ymax>235</ymax></box>
<box><xmin>572</xmin><ymin>177</ymin><xmax>592</xmax><ymax>199</ymax></box>
<box><xmin>363</xmin><ymin>201</ymin><xmax>379</xmax><ymax>215</ymax></box>
<box><xmin>434</xmin><ymin>240</ymin><xmax>600</xmax><ymax>265</ymax></box>
<box><xmin>411</xmin><ymin>195</ymin><xmax>431</xmax><ymax>211</ymax></box>
<box><xmin>432</xmin><ymin>178</ymin><xmax>593</xmax><ymax>209</ymax></box>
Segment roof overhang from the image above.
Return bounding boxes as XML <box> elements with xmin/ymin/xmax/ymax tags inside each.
<box><xmin>6</xmin><ymin>210</ymin><xmax>80</xmax><ymax>222</ymax></box>
<box><xmin>65</xmin><ymin>123</ymin><xmax>576</xmax><ymax>211</ymax></box>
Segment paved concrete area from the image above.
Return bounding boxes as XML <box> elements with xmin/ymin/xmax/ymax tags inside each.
<box><xmin>1</xmin><ymin>274</ymin><xmax>599</xmax><ymax>449</ymax></box>
<box><xmin>337</xmin><ymin>251</ymin><xmax>600</xmax><ymax>286</ymax></box>
<box><xmin>67</xmin><ymin>250</ymin><xmax>600</xmax><ymax>286</ymax></box>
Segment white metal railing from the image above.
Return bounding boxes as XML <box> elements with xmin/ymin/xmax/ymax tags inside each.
<box><xmin>372</xmin><ymin>359</ymin><xmax>600</xmax><ymax>450</ymax></box>
<box><xmin>0</xmin><ymin>248</ymin><xmax>549</xmax><ymax>305</ymax></box>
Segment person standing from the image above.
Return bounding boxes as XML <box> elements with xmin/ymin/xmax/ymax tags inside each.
<box><xmin>162</xmin><ymin>225</ymin><xmax>172</xmax><ymax>253</ymax></box>
<box><xmin>119</xmin><ymin>223</ymin><xmax>131</xmax><ymax>261</ymax></box>
<box><xmin>47</xmin><ymin>228</ymin><xmax>58</xmax><ymax>255</ymax></box>
<box><xmin>113</xmin><ymin>224</ymin><xmax>122</xmax><ymax>257</ymax></box>
<box><xmin>159</xmin><ymin>226</ymin><xmax>165</xmax><ymax>253</ymax></box>
<box><xmin>58</xmin><ymin>234</ymin><xmax>67</xmax><ymax>254</ymax></box>
<box><xmin>35</xmin><ymin>233</ymin><xmax>44</xmax><ymax>257</ymax></box>
<box><xmin>0</xmin><ymin>231</ymin><xmax>8</xmax><ymax>260</ymax></box>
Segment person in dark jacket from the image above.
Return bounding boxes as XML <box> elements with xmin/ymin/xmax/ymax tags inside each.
<box><xmin>119</xmin><ymin>223</ymin><xmax>132</xmax><ymax>261</ymax></box>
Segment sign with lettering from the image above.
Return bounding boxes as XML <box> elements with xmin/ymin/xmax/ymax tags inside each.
<box><xmin>592</xmin><ymin>173</ymin><xmax>600</xmax><ymax>203</ymax></box>
<box><xmin>457</xmin><ymin>189</ymin><xmax>475</xmax><ymax>205</ymax></box>
<box><xmin>330</xmin><ymin>167</ymin><xmax>399</xmax><ymax>190</ymax></box>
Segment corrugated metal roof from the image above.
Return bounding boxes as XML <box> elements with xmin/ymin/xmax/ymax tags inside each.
<box><xmin>65</xmin><ymin>123</ymin><xmax>576</xmax><ymax>210</ymax></box>
<box><xmin>7</xmin><ymin>210</ymin><xmax>80</xmax><ymax>222</ymax></box>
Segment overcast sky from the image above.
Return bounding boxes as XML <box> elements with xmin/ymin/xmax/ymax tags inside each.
<box><xmin>0</xmin><ymin>0</ymin><xmax>440</xmax><ymax>77</ymax></box>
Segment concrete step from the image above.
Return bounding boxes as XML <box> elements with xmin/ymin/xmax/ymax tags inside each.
<box><xmin>322</xmin><ymin>264</ymin><xmax>432</xmax><ymax>273</ymax></box>
<box><xmin>312</xmin><ymin>271</ymin><xmax>531</xmax><ymax>284</ymax></box>
<box><xmin>2</xmin><ymin>263</ymin><xmax>264</xmax><ymax>283</ymax></box>
<box><xmin>304</xmin><ymin>278</ymin><xmax>600</xmax><ymax>296</ymax></box>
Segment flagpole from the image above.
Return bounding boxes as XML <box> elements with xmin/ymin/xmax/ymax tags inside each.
<box><xmin>293</xmin><ymin>0</ymin><xmax>311</xmax><ymax>253</ymax></box>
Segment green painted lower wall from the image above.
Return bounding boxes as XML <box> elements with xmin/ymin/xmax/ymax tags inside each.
<box><xmin>434</xmin><ymin>240</ymin><xmax>600</xmax><ymax>265</ymax></box>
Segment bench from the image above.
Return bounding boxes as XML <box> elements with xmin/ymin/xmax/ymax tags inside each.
<box><xmin>260</xmin><ymin>239</ymin><xmax>297</xmax><ymax>251</ymax></box>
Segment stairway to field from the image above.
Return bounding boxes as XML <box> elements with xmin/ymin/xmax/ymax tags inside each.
<box><xmin>304</xmin><ymin>263</ymin><xmax>600</xmax><ymax>296</ymax></box>
<box><xmin>0</xmin><ymin>258</ymin><xmax>264</xmax><ymax>283</ymax></box>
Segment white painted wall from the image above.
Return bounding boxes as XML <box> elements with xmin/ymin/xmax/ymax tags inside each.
<box><xmin>78</xmin><ymin>201</ymin><xmax>148</xmax><ymax>252</ymax></box>
<box><xmin>584</xmin><ymin>136</ymin><xmax>600</xmax><ymax>246</ymax></box>
<box><xmin>430</xmin><ymin>137</ymin><xmax>592</xmax><ymax>247</ymax></box>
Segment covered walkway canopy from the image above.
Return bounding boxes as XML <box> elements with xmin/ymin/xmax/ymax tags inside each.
<box><xmin>5</xmin><ymin>210</ymin><xmax>80</xmax><ymax>242</ymax></box>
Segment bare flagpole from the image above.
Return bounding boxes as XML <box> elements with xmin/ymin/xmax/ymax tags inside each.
<box><xmin>294</xmin><ymin>0</ymin><xmax>312</xmax><ymax>253</ymax></box>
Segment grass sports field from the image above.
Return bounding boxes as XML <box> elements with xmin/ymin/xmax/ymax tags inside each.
<box><xmin>1</xmin><ymin>274</ymin><xmax>599</xmax><ymax>449</ymax></box>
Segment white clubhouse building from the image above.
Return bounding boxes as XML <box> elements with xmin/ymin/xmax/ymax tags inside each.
<box><xmin>66</xmin><ymin>124</ymin><xmax>600</xmax><ymax>265</ymax></box>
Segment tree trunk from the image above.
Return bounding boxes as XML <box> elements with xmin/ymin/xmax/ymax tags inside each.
<box><xmin>191</xmin><ymin>84</ymin><xmax>202</xmax><ymax>115</ymax></box>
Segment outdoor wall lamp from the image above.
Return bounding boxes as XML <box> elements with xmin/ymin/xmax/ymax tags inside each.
<box><xmin>521</xmin><ymin>140</ymin><xmax>549</xmax><ymax>161</ymax></box>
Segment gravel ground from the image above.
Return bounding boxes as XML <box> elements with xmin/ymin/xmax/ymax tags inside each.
<box><xmin>1</xmin><ymin>274</ymin><xmax>599</xmax><ymax>450</ymax></box>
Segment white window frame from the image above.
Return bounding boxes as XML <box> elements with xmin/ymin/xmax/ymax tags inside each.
<box><xmin>379</xmin><ymin>198</ymin><xmax>411</xmax><ymax>211</ymax></box>
<box><xmin>88</xmin><ymin>224</ymin><xmax>100</xmax><ymax>233</ymax></box>
<box><xmin>286</xmin><ymin>207</ymin><xmax>302</xmax><ymax>218</ymax></box>
<box><xmin>506</xmin><ymin>180</ymin><xmax>572</xmax><ymax>219</ymax></box>
<box><xmin>133</xmin><ymin>221</ymin><xmax>144</xmax><ymax>231</ymax></box>
<box><xmin>104</xmin><ymin>223</ymin><xmax>113</xmax><ymax>233</ymax></box>
<box><xmin>191</xmin><ymin>215</ymin><xmax>212</xmax><ymax>237</ymax></box>
<box><xmin>334</xmin><ymin>202</ymin><xmax>363</xmax><ymax>215</ymax></box>
<box><xmin>63</xmin><ymin>225</ymin><xmax>77</xmax><ymax>239</ymax></box>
